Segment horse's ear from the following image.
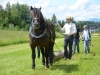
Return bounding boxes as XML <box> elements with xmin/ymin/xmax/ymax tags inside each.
<box><xmin>39</xmin><ymin>7</ymin><xmax>41</xmax><ymax>10</ymax></box>
<box><xmin>31</xmin><ymin>6</ymin><xmax>33</xmax><ymax>10</ymax></box>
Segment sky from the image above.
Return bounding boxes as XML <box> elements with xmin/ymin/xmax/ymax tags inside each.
<box><xmin>0</xmin><ymin>0</ymin><xmax>100</xmax><ymax>21</ymax></box>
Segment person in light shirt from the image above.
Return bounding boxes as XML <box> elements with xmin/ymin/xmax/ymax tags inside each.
<box><xmin>58</xmin><ymin>16</ymin><xmax>77</xmax><ymax>60</ymax></box>
<box><xmin>82</xmin><ymin>25</ymin><xmax>91</xmax><ymax>54</ymax></box>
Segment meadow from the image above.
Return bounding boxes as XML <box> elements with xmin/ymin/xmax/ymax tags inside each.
<box><xmin>0</xmin><ymin>29</ymin><xmax>64</xmax><ymax>46</ymax></box>
<box><xmin>0</xmin><ymin>30</ymin><xmax>100</xmax><ymax>75</ymax></box>
<box><xmin>0</xmin><ymin>29</ymin><xmax>29</xmax><ymax>46</ymax></box>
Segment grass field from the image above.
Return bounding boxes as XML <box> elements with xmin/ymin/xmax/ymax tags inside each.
<box><xmin>0</xmin><ymin>29</ymin><xmax>29</xmax><ymax>46</ymax></box>
<box><xmin>0</xmin><ymin>29</ymin><xmax>64</xmax><ymax>46</ymax></box>
<box><xmin>0</xmin><ymin>30</ymin><xmax>100</xmax><ymax>75</ymax></box>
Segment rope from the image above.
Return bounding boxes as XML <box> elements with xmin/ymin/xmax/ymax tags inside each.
<box><xmin>57</xmin><ymin>30</ymin><xmax>65</xmax><ymax>36</ymax></box>
<box><xmin>53</xmin><ymin>30</ymin><xmax>65</xmax><ymax>52</ymax></box>
<box><xmin>54</xmin><ymin>43</ymin><xmax>61</xmax><ymax>52</ymax></box>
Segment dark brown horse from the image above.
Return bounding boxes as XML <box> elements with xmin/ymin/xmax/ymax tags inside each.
<box><xmin>29</xmin><ymin>6</ymin><xmax>55</xmax><ymax>69</ymax></box>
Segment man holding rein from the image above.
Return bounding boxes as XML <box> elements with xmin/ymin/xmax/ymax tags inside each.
<box><xmin>58</xmin><ymin>16</ymin><xmax>77</xmax><ymax>60</ymax></box>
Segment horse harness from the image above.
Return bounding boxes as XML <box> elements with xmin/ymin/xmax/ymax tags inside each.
<box><xmin>30</xmin><ymin>23</ymin><xmax>54</xmax><ymax>43</ymax></box>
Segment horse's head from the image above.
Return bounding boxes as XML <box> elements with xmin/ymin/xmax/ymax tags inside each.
<box><xmin>30</xmin><ymin>6</ymin><xmax>43</xmax><ymax>30</ymax></box>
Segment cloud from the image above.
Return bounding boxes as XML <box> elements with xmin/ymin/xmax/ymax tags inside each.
<box><xmin>68</xmin><ymin>0</ymin><xmax>90</xmax><ymax>10</ymax></box>
<box><xmin>56</xmin><ymin>4</ymin><xmax>68</xmax><ymax>10</ymax></box>
<box><xmin>65</xmin><ymin>0</ymin><xmax>100</xmax><ymax>20</ymax></box>
<box><xmin>0</xmin><ymin>0</ymin><xmax>24</xmax><ymax>8</ymax></box>
<box><xmin>31</xmin><ymin>0</ymin><xmax>51</xmax><ymax>8</ymax></box>
<box><xmin>0</xmin><ymin>0</ymin><xmax>100</xmax><ymax>21</ymax></box>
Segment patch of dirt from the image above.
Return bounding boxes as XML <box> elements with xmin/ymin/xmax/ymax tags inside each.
<box><xmin>93</xmin><ymin>34</ymin><xmax>100</xmax><ymax>36</ymax></box>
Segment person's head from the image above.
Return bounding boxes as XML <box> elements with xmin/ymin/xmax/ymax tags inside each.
<box><xmin>83</xmin><ymin>25</ymin><xmax>87</xmax><ymax>30</ymax></box>
<box><xmin>66</xmin><ymin>16</ymin><xmax>72</xmax><ymax>23</ymax></box>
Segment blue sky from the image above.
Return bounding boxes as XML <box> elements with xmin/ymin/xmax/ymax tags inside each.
<box><xmin>0</xmin><ymin>0</ymin><xmax>100</xmax><ymax>21</ymax></box>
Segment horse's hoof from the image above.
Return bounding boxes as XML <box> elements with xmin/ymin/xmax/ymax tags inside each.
<box><xmin>50</xmin><ymin>63</ymin><xmax>53</xmax><ymax>66</ymax></box>
<box><xmin>46</xmin><ymin>65</ymin><xmax>49</xmax><ymax>69</ymax></box>
<box><xmin>31</xmin><ymin>67</ymin><xmax>35</xmax><ymax>69</ymax></box>
<box><xmin>42</xmin><ymin>62</ymin><xmax>45</xmax><ymax>66</ymax></box>
<box><xmin>31</xmin><ymin>65</ymin><xmax>35</xmax><ymax>69</ymax></box>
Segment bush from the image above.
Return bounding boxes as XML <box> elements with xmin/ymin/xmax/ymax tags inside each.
<box><xmin>9</xmin><ymin>23</ymin><xmax>14</xmax><ymax>30</ymax></box>
<box><xmin>14</xmin><ymin>26</ymin><xmax>19</xmax><ymax>31</ymax></box>
<box><xmin>21</xmin><ymin>28</ymin><xmax>25</xmax><ymax>31</ymax></box>
<box><xmin>0</xmin><ymin>23</ymin><xmax>4</xmax><ymax>29</ymax></box>
<box><xmin>25</xmin><ymin>24</ymin><xmax>30</xmax><ymax>31</ymax></box>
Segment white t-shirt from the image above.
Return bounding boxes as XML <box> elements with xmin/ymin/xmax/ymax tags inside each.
<box><xmin>61</xmin><ymin>22</ymin><xmax>77</xmax><ymax>35</ymax></box>
<box><xmin>83</xmin><ymin>30</ymin><xmax>89</xmax><ymax>41</ymax></box>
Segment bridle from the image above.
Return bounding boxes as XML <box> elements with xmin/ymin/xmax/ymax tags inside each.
<box><xmin>30</xmin><ymin>7</ymin><xmax>46</xmax><ymax>39</ymax></box>
<box><xmin>31</xmin><ymin>8</ymin><xmax>40</xmax><ymax>29</ymax></box>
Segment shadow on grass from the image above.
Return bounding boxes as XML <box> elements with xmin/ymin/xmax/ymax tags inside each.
<box><xmin>50</xmin><ymin>64</ymin><xmax>79</xmax><ymax>73</ymax></box>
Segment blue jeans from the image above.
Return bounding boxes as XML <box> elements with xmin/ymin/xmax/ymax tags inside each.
<box><xmin>73</xmin><ymin>39</ymin><xmax>80</xmax><ymax>53</ymax></box>
<box><xmin>84</xmin><ymin>40</ymin><xmax>90</xmax><ymax>54</ymax></box>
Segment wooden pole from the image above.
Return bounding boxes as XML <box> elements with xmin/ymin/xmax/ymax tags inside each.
<box><xmin>53</xmin><ymin>50</ymin><xmax>64</xmax><ymax>62</ymax></box>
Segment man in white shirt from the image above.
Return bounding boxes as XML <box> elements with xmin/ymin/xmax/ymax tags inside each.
<box><xmin>58</xmin><ymin>16</ymin><xmax>77</xmax><ymax>60</ymax></box>
<box><xmin>82</xmin><ymin>25</ymin><xmax>91</xmax><ymax>54</ymax></box>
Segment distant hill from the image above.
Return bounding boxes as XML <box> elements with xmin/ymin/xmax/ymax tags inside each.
<box><xmin>89</xmin><ymin>18</ymin><xmax>100</xmax><ymax>22</ymax></box>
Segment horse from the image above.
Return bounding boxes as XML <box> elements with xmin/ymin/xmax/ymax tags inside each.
<box><xmin>29</xmin><ymin>6</ymin><xmax>55</xmax><ymax>69</ymax></box>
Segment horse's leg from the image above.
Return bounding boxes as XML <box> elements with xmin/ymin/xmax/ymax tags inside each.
<box><xmin>40</xmin><ymin>47</ymin><xmax>45</xmax><ymax>66</ymax></box>
<box><xmin>29</xmin><ymin>34</ymin><xmax>32</xmax><ymax>46</ymax></box>
<box><xmin>37</xmin><ymin>46</ymin><xmax>40</xmax><ymax>58</ymax></box>
<box><xmin>49</xmin><ymin>43</ymin><xmax>54</xmax><ymax>66</ymax></box>
<box><xmin>31</xmin><ymin>46</ymin><xmax>36</xmax><ymax>69</ymax></box>
<box><xmin>45</xmin><ymin>47</ymin><xmax>49</xmax><ymax>69</ymax></box>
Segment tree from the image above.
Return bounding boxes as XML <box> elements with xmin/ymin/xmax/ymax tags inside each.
<box><xmin>61</xmin><ymin>20</ymin><xmax>65</xmax><ymax>27</ymax></box>
<box><xmin>10</xmin><ymin>3</ymin><xmax>20</xmax><ymax>26</ymax></box>
<box><xmin>5</xmin><ymin>2</ymin><xmax>11</xmax><ymax>27</ymax></box>
<box><xmin>51</xmin><ymin>14</ymin><xmax>57</xmax><ymax>25</ymax></box>
<box><xmin>5</xmin><ymin>2</ymin><xmax>11</xmax><ymax>11</ymax></box>
<box><xmin>0</xmin><ymin>5</ymin><xmax>3</xmax><ymax>11</ymax></box>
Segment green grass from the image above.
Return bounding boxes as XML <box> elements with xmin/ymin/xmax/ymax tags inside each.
<box><xmin>0</xmin><ymin>30</ymin><xmax>63</xmax><ymax>46</ymax></box>
<box><xmin>0</xmin><ymin>29</ymin><xmax>29</xmax><ymax>46</ymax></box>
<box><xmin>0</xmin><ymin>35</ymin><xmax>100</xmax><ymax>75</ymax></box>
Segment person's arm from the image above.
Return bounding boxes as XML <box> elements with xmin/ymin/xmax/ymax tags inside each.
<box><xmin>78</xmin><ymin>29</ymin><xmax>82</xmax><ymax>39</ymax></box>
<box><xmin>58</xmin><ymin>23</ymin><xmax>65</xmax><ymax>31</ymax></box>
<box><xmin>58</xmin><ymin>23</ymin><xmax>62</xmax><ymax>30</ymax></box>
<box><xmin>71</xmin><ymin>24</ymin><xmax>77</xmax><ymax>36</ymax></box>
<box><xmin>79</xmin><ymin>32</ymin><xmax>82</xmax><ymax>39</ymax></box>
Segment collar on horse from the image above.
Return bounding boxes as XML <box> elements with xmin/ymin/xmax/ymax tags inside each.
<box><xmin>30</xmin><ymin>26</ymin><xmax>47</xmax><ymax>39</ymax></box>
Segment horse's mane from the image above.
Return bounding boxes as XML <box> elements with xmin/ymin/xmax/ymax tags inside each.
<box><xmin>40</xmin><ymin>13</ymin><xmax>46</xmax><ymax>30</ymax></box>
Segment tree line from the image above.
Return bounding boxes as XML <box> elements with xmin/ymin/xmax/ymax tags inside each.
<box><xmin>0</xmin><ymin>2</ymin><xmax>100</xmax><ymax>32</ymax></box>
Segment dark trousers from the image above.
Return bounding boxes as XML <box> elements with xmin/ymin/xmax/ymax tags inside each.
<box><xmin>64</xmin><ymin>35</ymin><xmax>73</xmax><ymax>59</ymax></box>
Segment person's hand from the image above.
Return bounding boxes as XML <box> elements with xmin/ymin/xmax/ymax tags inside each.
<box><xmin>67</xmin><ymin>34</ymin><xmax>71</xmax><ymax>37</ymax></box>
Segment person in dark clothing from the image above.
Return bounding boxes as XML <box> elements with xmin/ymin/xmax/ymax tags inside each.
<box><xmin>73</xmin><ymin>27</ymin><xmax>81</xmax><ymax>54</ymax></box>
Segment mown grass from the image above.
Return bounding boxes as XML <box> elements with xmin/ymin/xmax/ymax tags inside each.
<box><xmin>0</xmin><ymin>29</ymin><xmax>63</xmax><ymax>46</ymax></box>
<box><xmin>0</xmin><ymin>35</ymin><xmax>100</xmax><ymax>75</ymax></box>
<box><xmin>0</xmin><ymin>29</ymin><xmax>29</xmax><ymax>46</ymax></box>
